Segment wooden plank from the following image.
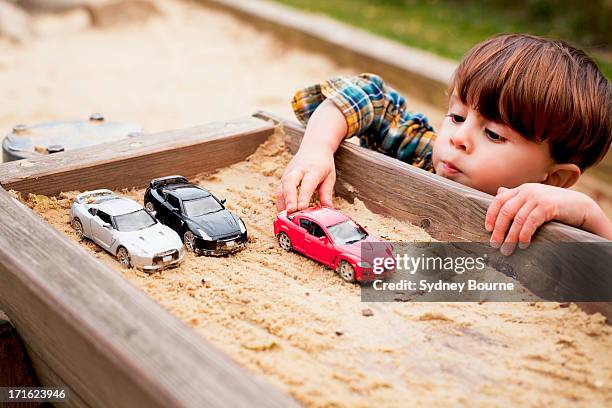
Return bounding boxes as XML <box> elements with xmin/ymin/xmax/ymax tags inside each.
<box><xmin>255</xmin><ymin>111</ymin><xmax>612</xmax><ymax>320</ymax></box>
<box><xmin>23</xmin><ymin>343</ymin><xmax>87</xmax><ymax>408</ymax></box>
<box><xmin>0</xmin><ymin>116</ymin><xmax>274</xmax><ymax>196</ymax></box>
<box><xmin>0</xmin><ymin>188</ymin><xmax>298</xmax><ymax>408</ymax></box>
<box><xmin>196</xmin><ymin>0</ymin><xmax>455</xmax><ymax>110</ymax></box>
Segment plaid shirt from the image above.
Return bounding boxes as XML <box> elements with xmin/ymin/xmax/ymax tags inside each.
<box><xmin>292</xmin><ymin>73</ymin><xmax>436</xmax><ymax>172</ymax></box>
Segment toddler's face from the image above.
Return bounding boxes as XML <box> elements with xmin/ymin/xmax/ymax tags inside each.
<box><xmin>432</xmin><ymin>94</ymin><xmax>553</xmax><ymax>195</ymax></box>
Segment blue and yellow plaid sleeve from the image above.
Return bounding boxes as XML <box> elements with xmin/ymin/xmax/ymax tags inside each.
<box><xmin>291</xmin><ymin>73</ymin><xmax>437</xmax><ymax>172</ymax></box>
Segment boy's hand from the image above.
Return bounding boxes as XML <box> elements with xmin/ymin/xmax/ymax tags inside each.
<box><xmin>276</xmin><ymin>150</ymin><xmax>336</xmax><ymax>213</ymax></box>
<box><xmin>485</xmin><ymin>183</ymin><xmax>607</xmax><ymax>256</ymax></box>
<box><xmin>276</xmin><ymin>98</ymin><xmax>348</xmax><ymax>213</ymax></box>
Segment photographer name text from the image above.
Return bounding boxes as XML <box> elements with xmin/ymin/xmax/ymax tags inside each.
<box><xmin>372</xmin><ymin>279</ymin><xmax>515</xmax><ymax>292</ymax></box>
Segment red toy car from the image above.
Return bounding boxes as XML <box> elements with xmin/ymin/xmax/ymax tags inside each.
<box><xmin>273</xmin><ymin>206</ymin><xmax>394</xmax><ymax>283</ymax></box>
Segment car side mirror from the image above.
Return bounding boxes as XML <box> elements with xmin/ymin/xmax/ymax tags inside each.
<box><xmin>319</xmin><ymin>236</ymin><xmax>329</xmax><ymax>244</ymax></box>
<box><xmin>171</xmin><ymin>207</ymin><xmax>179</xmax><ymax>213</ymax></box>
<box><xmin>220</xmin><ymin>198</ymin><xmax>227</xmax><ymax>205</ymax></box>
<box><xmin>103</xmin><ymin>223</ymin><xmax>112</xmax><ymax>229</ymax></box>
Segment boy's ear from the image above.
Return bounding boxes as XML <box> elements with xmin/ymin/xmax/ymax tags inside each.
<box><xmin>543</xmin><ymin>163</ymin><xmax>581</xmax><ymax>188</ymax></box>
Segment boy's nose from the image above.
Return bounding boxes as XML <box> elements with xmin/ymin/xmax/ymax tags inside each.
<box><xmin>449</xmin><ymin>129</ymin><xmax>472</xmax><ymax>152</ymax></box>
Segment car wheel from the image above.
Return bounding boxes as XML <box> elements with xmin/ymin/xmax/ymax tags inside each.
<box><xmin>184</xmin><ymin>231</ymin><xmax>197</xmax><ymax>252</ymax></box>
<box><xmin>72</xmin><ymin>218</ymin><xmax>84</xmax><ymax>239</ymax></box>
<box><xmin>145</xmin><ymin>201</ymin><xmax>155</xmax><ymax>213</ymax></box>
<box><xmin>277</xmin><ymin>232</ymin><xmax>292</xmax><ymax>251</ymax></box>
<box><xmin>337</xmin><ymin>260</ymin><xmax>356</xmax><ymax>283</ymax></box>
<box><xmin>116</xmin><ymin>247</ymin><xmax>131</xmax><ymax>268</ymax></box>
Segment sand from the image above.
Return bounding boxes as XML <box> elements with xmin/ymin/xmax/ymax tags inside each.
<box><xmin>0</xmin><ymin>0</ymin><xmax>443</xmax><ymax>135</ymax></box>
<box><xmin>3</xmin><ymin>0</ymin><xmax>611</xmax><ymax>405</ymax></box>
<box><xmin>18</xmin><ymin>130</ymin><xmax>612</xmax><ymax>408</ymax></box>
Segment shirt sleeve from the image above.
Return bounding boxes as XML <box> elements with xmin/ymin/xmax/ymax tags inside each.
<box><xmin>291</xmin><ymin>73</ymin><xmax>436</xmax><ymax>172</ymax></box>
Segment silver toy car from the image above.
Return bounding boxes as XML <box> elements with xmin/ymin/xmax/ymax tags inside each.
<box><xmin>69</xmin><ymin>189</ymin><xmax>185</xmax><ymax>272</ymax></box>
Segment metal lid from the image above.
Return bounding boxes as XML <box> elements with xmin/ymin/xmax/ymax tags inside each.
<box><xmin>2</xmin><ymin>114</ymin><xmax>142</xmax><ymax>161</ymax></box>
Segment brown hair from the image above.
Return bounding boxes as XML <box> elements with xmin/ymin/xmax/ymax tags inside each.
<box><xmin>449</xmin><ymin>33</ymin><xmax>611</xmax><ymax>171</ymax></box>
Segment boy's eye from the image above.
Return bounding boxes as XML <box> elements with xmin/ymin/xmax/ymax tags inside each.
<box><xmin>485</xmin><ymin>129</ymin><xmax>505</xmax><ymax>143</ymax></box>
<box><xmin>447</xmin><ymin>114</ymin><xmax>465</xmax><ymax>124</ymax></box>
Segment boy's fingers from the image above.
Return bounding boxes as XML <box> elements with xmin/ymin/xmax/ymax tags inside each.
<box><xmin>282</xmin><ymin>170</ymin><xmax>303</xmax><ymax>213</ymax></box>
<box><xmin>490</xmin><ymin>194</ymin><xmax>525</xmax><ymax>248</ymax></box>
<box><xmin>275</xmin><ymin>183</ymin><xmax>286</xmax><ymax>211</ymax></box>
<box><xmin>485</xmin><ymin>187</ymin><xmax>518</xmax><ymax>232</ymax></box>
<box><xmin>318</xmin><ymin>171</ymin><xmax>336</xmax><ymax>207</ymax></box>
<box><xmin>497</xmin><ymin>186</ymin><xmax>509</xmax><ymax>194</ymax></box>
<box><xmin>500</xmin><ymin>202</ymin><xmax>536</xmax><ymax>256</ymax></box>
<box><xmin>518</xmin><ymin>206</ymin><xmax>547</xmax><ymax>248</ymax></box>
<box><xmin>297</xmin><ymin>173</ymin><xmax>320</xmax><ymax>210</ymax></box>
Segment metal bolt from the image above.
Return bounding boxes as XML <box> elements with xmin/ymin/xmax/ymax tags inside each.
<box><xmin>47</xmin><ymin>144</ymin><xmax>65</xmax><ymax>154</ymax></box>
<box><xmin>13</xmin><ymin>124</ymin><xmax>27</xmax><ymax>133</ymax></box>
<box><xmin>89</xmin><ymin>113</ymin><xmax>105</xmax><ymax>122</ymax></box>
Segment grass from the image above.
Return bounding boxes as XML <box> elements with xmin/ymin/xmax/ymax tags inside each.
<box><xmin>274</xmin><ymin>0</ymin><xmax>612</xmax><ymax>79</ymax></box>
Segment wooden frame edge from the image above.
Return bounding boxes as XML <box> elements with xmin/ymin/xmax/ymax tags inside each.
<box><xmin>0</xmin><ymin>115</ymin><xmax>275</xmax><ymax>196</ymax></box>
<box><xmin>0</xmin><ymin>116</ymin><xmax>298</xmax><ymax>407</ymax></box>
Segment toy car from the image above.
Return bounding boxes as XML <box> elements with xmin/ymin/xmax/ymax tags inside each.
<box><xmin>273</xmin><ymin>206</ymin><xmax>394</xmax><ymax>283</ymax></box>
<box><xmin>144</xmin><ymin>176</ymin><xmax>247</xmax><ymax>256</ymax></box>
<box><xmin>70</xmin><ymin>189</ymin><xmax>184</xmax><ymax>271</ymax></box>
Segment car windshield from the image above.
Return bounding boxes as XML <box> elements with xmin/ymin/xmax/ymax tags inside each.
<box><xmin>183</xmin><ymin>196</ymin><xmax>223</xmax><ymax>217</ymax></box>
<box><xmin>326</xmin><ymin>220</ymin><xmax>368</xmax><ymax>245</ymax></box>
<box><xmin>114</xmin><ymin>209</ymin><xmax>157</xmax><ymax>232</ymax></box>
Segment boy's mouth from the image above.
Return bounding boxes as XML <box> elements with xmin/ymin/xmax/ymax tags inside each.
<box><xmin>442</xmin><ymin>160</ymin><xmax>462</xmax><ymax>176</ymax></box>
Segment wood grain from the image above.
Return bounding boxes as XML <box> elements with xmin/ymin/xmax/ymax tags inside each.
<box><xmin>0</xmin><ymin>187</ymin><xmax>298</xmax><ymax>408</ymax></box>
<box><xmin>255</xmin><ymin>111</ymin><xmax>612</xmax><ymax>320</ymax></box>
<box><xmin>23</xmin><ymin>343</ymin><xmax>89</xmax><ymax>408</ymax></box>
<box><xmin>0</xmin><ymin>116</ymin><xmax>275</xmax><ymax>196</ymax></box>
<box><xmin>0</xmin><ymin>109</ymin><xmax>608</xmax><ymax>408</ymax></box>
<box><xmin>0</xmin><ymin>117</ymin><xmax>297</xmax><ymax>407</ymax></box>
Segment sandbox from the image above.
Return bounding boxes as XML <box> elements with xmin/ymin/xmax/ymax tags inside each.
<box><xmin>12</xmin><ymin>126</ymin><xmax>611</xmax><ymax>407</ymax></box>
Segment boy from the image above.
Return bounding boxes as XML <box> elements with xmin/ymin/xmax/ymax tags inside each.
<box><xmin>276</xmin><ymin>34</ymin><xmax>612</xmax><ymax>255</ymax></box>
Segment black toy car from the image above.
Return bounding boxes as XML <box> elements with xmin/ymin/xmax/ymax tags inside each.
<box><xmin>144</xmin><ymin>175</ymin><xmax>247</xmax><ymax>255</ymax></box>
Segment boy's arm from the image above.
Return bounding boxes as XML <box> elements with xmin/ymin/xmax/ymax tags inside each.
<box><xmin>485</xmin><ymin>183</ymin><xmax>612</xmax><ymax>255</ymax></box>
<box><xmin>292</xmin><ymin>73</ymin><xmax>436</xmax><ymax>167</ymax></box>
<box><xmin>277</xmin><ymin>73</ymin><xmax>436</xmax><ymax>212</ymax></box>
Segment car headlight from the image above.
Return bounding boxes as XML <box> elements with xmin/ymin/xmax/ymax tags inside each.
<box><xmin>358</xmin><ymin>261</ymin><xmax>372</xmax><ymax>268</ymax></box>
<box><xmin>238</xmin><ymin>218</ymin><xmax>246</xmax><ymax>234</ymax></box>
<box><xmin>196</xmin><ymin>228</ymin><xmax>212</xmax><ymax>240</ymax></box>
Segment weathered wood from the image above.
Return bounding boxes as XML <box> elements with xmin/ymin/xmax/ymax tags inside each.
<box><xmin>23</xmin><ymin>343</ymin><xmax>87</xmax><ymax>408</ymax></box>
<box><xmin>0</xmin><ymin>117</ymin><xmax>299</xmax><ymax>407</ymax></box>
<box><xmin>255</xmin><ymin>111</ymin><xmax>612</xmax><ymax>320</ymax></box>
<box><xmin>0</xmin><ymin>109</ymin><xmax>608</xmax><ymax>408</ymax></box>
<box><xmin>0</xmin><ymin>116</ymin><xmax>275</xmax><ymax>196</ymax></box>
<box><xmin>0</xmin><ymin>189</ymin><xmax>298</xmax><ymax>408</ymax></box>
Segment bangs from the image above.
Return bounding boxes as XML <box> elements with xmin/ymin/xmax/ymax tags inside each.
<box><xmin>450</xmin><ymin>36</ymin><xmax>563</xmax><ymax>143</ymax></box>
